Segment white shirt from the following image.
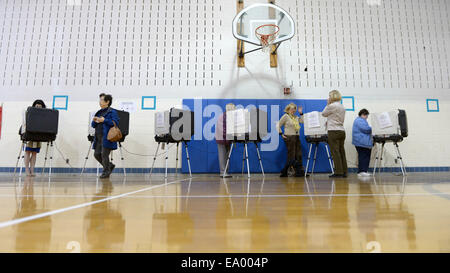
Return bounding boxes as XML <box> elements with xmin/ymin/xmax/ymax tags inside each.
<box><xmin>321</xmin><ymin>102</ymin><xmax>346</xmax><ymax>131</ymax></box>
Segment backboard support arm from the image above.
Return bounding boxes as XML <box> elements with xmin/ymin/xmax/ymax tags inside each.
<box><xmin>237</xmin><ymin>0</ymin><xmax>245</xmax><ymax>67</ymax></box>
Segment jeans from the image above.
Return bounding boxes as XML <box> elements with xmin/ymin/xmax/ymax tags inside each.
<box><xmin>355</xmin><ymin>146</ymin><xmax>372</xmax><ymax>173</ymax></box>
<box><xmin>94</xmin><ymin>137</ymin><xmax>112</xmax><ymax>174</ymax></box>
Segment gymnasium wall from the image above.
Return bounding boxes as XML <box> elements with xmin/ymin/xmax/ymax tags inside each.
<box><xmin>0</xmin><ymin>0</ymin><xmax>449</xmax><ymax>172</ymax></box>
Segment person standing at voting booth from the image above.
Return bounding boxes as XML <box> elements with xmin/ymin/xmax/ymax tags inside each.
<box><xmin>322</xmin><ymin>90</ymin><xmax>348</xmax><ymax>178</ymax></box>
<box><xmin>23</xmin><ymin>100</ymin><xmax>46</xmax><ymax>176</ymax></box>
<box><xmin>352</xmin><ymin>109</ymin><xmax>373</xmax><ymax>177</ymax></box>
<box><xmin>215</xmin><ymin>103</ymin><xmax>235</xmax><ymax>178</ymax></box>
<box><xmin>91</xmin><ymin>93</ymin><xmax>120</xmax><ymax>179</ymax></box>
<box><xmin>277</xmin><ymin>103</ymin><xmax>308</xmax><ymax>177</ymax></box>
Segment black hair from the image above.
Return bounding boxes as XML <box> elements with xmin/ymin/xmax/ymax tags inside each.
<box><xmin>358</xmin><ymin>108</ymin><xmax>369</xmax><ymax>117</ymax></box>
<box><xmin>103</xmin><ymin>94</ymin><xmax>113</xmax><ymax>107</ymax></box>
<box><xmin>32</xmin><ymin>99</ymin><xmax>46</xmax><ymax>108</ymax></box>
<box><xmin>99</xmin><ymin>93</ymin><xmax>106</xmax><ymax>98</ymax></box>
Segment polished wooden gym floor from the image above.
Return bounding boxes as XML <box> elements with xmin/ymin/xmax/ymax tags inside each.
<box><xmin>0</xmin><ymin>172</ymin><xmax>449</xmax><ymax>253</ymax></box>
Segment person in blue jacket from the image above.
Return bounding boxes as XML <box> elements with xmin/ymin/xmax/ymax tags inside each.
<box><xmin>91</xmin><ymin>93</ymin><xmax>120</xmax><ymax>179</ymax></box>
<box><xmin>352</xmin><ymin>109</ymin><xmax>373</xmax><ymax>177</ymax></box>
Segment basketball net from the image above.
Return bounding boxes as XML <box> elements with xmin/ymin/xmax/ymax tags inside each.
<box><xmin>255</xmin><ymin>24</ymin><xmax>280</xmax><ymax>53</ymax></box>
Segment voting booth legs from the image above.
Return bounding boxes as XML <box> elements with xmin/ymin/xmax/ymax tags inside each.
<box><xmin>223</xmin><ymin>141</ymin><xmax>265</xmax><ymax>179</ymax></box>
<box><xmin>80</xmin><ymin>140</ymin><xmax>126</xmax><ymax>177</ymax></box>
<box><xmin>14</xmin><ymin>141</ymin><xmax>55</xmax><ymax>177</ymax></box>
<box><xmin>110</xmin><ymin>143</ymin><xmax>127</xmax><ymax>177</ymax></box>
<box><xmin>149</xmin><ymin>141</ymin><xmax>192</xmax><ymax>179</ymax></box>
<box><xmin>373</xmin><ymin>141</ymin><xmax>407</xmax><ymax>176</ymax></box>
<box><xmin>305</xmin><ymin>141</ymin><xmax>334</xmax><ymax>176</ymax></box>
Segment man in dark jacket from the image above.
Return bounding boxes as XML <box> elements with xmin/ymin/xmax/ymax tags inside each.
<box><xmin>92</xmin><ymin>93</ymin><xmax>120</xmax><ymax>178</ymax></box>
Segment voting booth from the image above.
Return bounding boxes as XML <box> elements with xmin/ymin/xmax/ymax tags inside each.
<box><xmin>225</xmin><ymin>108</ymin><xmax>268</xmax><ymax>142</ymax></box>
<box><xmin>223</xmin><ymin>108</ymin><xmax>267</xmax><ymax>178</ymax></box>
<box><xmin>15</xmin><ymin>107</ymin><xmax>59</xmax><ymax>177</ymax></box>
<box><xmin>303</xmin><ymin>111</ymin><xmax>334</xmax><ymax>176</ymax></box>
<box><xmin>154</xmin><ymin>108</ymin><xmax>194</xmax><ymax>142</ymax></box>
<box><xmin>370</xmin><ymin>110</ymin><xmax>408</xmax><ymax>176</ymax></box>
<box><xmin>151</xmin><ymin>108</ymin><xmax>194</xmax><ymax>178</ymax></box>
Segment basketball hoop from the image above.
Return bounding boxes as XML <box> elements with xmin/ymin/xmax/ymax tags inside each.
<box><xmin>255</xmin><ymin>24</ymin><xmax>280</xmax><ymax>53</ymax></box>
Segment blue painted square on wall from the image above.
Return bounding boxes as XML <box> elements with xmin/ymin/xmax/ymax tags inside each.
<box><xmin>426</xmin><ymin>99</ymin><xmax>439</xmax><ymax>112</ymax></box>
<box><xmin>52</xmin><ymin>95</ymin><xmax>69</xmax><ymax>110</ymax></box>
<box><xmin>341</xmin><ymin>96</ymin><xmax>355</xmax><ymax>111</ymax></box>
<box><xmin>142</xmin><ymin>96</ymin><xmax>156</xmax><ymax>110</ymax></box>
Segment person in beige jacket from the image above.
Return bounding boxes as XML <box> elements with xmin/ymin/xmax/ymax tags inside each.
<box><xmin>277</xmin><ymin>103</ymin><xmax>308</xmax><ymax>177</ymax></box>
<box><xmin>322</xmin><ymin>90</ymin><xmax>348</xmax><ymax>178</ymax></box>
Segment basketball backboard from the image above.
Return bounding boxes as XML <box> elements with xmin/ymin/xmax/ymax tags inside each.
<box><xmin>232</xmin><ymin>3</ymin><xmax>295</xmax><ymax>47</ymax></box>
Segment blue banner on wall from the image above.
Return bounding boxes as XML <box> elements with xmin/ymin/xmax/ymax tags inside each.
<box><xmin>181</xmin><ymin>99</ymin><xmax>329</xmax><ymax>174</ymax></box>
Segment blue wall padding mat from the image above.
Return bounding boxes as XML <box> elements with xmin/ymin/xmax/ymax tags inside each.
<box><xmin>181</xmin><ymin>99</ymin><xmax>331</xmax><ymax>174</ymax></box>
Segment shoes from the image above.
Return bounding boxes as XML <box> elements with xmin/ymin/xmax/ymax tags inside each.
<box><xmin>329</xmin><ymin>174</ymin><xmax>344</xmax><ymax>178</ymax></box>
<box><xmin>295</xmin><ymin>171</ymin><xmax>309</xmax><ymax>177</ymax></box>
<box><xmin>100</xmin><ymin>163</ymin><xmax>115</xmax><ymax>179</ymax></box>
<box><xmin>342</xmin><ymin>173</ymin><xmax>348</xmax><ymax>178</ymax></box>
<box><xmin>109</xmin><ymin>163</ymin><xmax>116</xmax><ymax>174</ymax></box>
<box><xmin>293</xmin><ymin>160</ymin><xmax>306</xmax><ymax>177</ymax></box>
<box><xmin>358</xmin><ymin>176</ymin><xmax>372</xmax><ymax>181</ymax></box>
<box><xmin>280</xmin><ymin>161</ymin><xmax>291</xmax><ymax>177</ymax></box>
<box><xmin>100</xmin><ymin>173</ymin><xmax>110</xmax><ymax>179</ymax></box>
<box><xmin>357</xmin><ymin>172</ymin><xmax>371</xmax><ymax>177</ymax></box>
<box><xmin>220</xmin><ymin>174</ymin><xmax>232</xmax><ymax>178</ymax></box>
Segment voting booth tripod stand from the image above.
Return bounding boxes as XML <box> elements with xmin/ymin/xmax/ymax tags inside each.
<box><xmin>149</xmin><ymin>136</ymin><xmax>192</xmax><ymax>179</ymax></box>
<box><xmin>223</xmin><ymin>139</ymin><xmax>265</xmax><ymax>179</ymax></box>
<box><xmin>80</xmin><ymin>135</ymin><xmax>127</xmax><ymax>177</ymax></box>
<box><xmin>372</xmin><ymin>138</ymin><xmax>407</xmax><ymax>176</ymax></box>
<box><xmin>304</xmin><ymin>135</ymin><xmax>335</xmax><ymax>177</ymax></box>
<box><xmin>14</xmin><ymin>141</ymin><xmax>55</xmax><ymax>177</ymax></box>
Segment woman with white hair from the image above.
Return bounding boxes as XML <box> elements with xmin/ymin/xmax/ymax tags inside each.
<box><xmin>215</xmin><ymin>103</ymin><xmax>235</xmax><ymax>178</ymax></box>
<box><xmin>277</xmin><ymin>103</ymin><xmax>308</xmax><ymax>177</ymax></box>
<box><xmin>322</xmin><ymin>90</ymin><xmax>348</xmax><ymax>178</ymax></box>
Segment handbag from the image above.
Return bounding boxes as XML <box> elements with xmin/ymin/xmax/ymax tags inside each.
<box><xmin>107</xmin><ymin>121</ymin><xmax>123</xmax><ymax>142</ymax></box>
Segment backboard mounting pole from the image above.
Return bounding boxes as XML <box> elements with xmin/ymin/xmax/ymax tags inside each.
<box><xmin>240</xmin><ymin>46</ymin><xmax>264</xmax><ymax>55</ymax></box>
<box><xmin>269</xmin><ymin>0</ymin><xmax>278</xmax><ymax>67</ymax></box>
<box><xmin>271</xmin><ymin>42</ymin><xmax>281</xmax><ymax>55</ymax></box>
<box><xmin>237</xmin><ymin>0</ymin><xmax>245</xmax><ymax>67</ymax></box>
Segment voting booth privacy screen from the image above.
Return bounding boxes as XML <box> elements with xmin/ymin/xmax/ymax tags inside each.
<box><xmin>182</xmin><ymin>99</ymin><xmax>328</xmax><ymax>174</ymax></box>
<box><xmin>20</xmin><ymin>107</ymin><xmax>59</xmax><ymax>142</ymax></box>
<box><xmin>154</xmin><ymin>108</ymin><xmax>194</xmax><ymax>141</ymax></box>
<box><xmin>225</xmin><ymin>108</ymin><xmax>268</xmax><ymax>141</ymax></box>
<box><xmin>116</xmin><ymin>109</ymin><xmax>130</xmax><ymax>141</ymax></box>
<box><xmin>304</xmin><ymin>111</ymin><xmax>327</xmax><ymax>136</ymax></box>
<box><xmin>371</xmin><ymin>109</ymin><xmax>408</xmax><ymax>137</ymax></box>
<box><xmin>88</xmin><ymin>111</ymin><xmax>96</xmax><ymax>137</ymax></box>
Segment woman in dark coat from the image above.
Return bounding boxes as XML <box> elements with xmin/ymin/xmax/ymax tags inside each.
<box><xmin>91</xmin><ymin>93</ymin><xmax>120</xmax><ymax>178</ymax></box>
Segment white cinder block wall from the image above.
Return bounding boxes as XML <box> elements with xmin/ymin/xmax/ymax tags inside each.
<box><xmin>0</xmin><ymin>0</ymin><xmax>449</xmax><ymax>171</ymax></box>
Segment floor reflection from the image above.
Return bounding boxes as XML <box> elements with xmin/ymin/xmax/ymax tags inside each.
<box><xmin>84</xmin><ymin>179</ymin><xmax>126</xmax><ymax>252</ymax></box>
<box><xmin>151</xmin><ymin>179</ymin><xmax>194</xmax><ymax>252</ymax></box>
<box><xmin>14</xmin><ymin>177</ymin><xmax>52</xmax><ymax>252</ymax></box>
<box><xmin>0</xmin><ymin>173</ymin><xmax>443</xmax><ymax>252</ymax></box>
<box><xmin>367</xmin><ymin>176</ymin><xmax>417</xmax><ymax>251</ymax></box>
